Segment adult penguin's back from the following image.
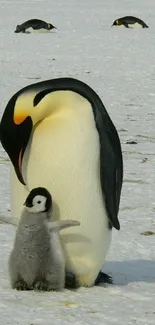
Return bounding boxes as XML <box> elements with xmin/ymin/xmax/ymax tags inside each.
<box><xmin>0</xmin><ymin>77</ymin><xmax>123</xmax><ymax>287</ymax></box>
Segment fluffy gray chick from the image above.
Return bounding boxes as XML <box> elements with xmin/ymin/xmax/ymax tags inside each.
<box><xmin>8</xmin><ymin>187</ymin><xmax>80</xmax><ymax>291</ymax></box>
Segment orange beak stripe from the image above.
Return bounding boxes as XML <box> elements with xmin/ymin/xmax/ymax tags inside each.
<box><xmin>18</xmin><ymin>148</ymin><xmax>23</xmax><ymax>176</ymax></box>
<box><xmin>14</xmin><ymin>115</ymin><xmax>27</xmax><ymax>125</ymax></box>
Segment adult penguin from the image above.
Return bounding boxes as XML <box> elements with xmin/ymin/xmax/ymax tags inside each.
<box><xmin>0</xmin><ymin>77</ymin><xmax>123</xmax><ymax>288</ymax></box>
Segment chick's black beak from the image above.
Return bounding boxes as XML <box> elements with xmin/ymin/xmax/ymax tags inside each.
<box><xmin>23</xmin><ymin>200</ymin><xmax>33</xmax><ymax>207</ymax></box>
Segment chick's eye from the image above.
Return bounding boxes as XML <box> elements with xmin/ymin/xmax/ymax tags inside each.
<box><xmin>37</xmin><ymin>201</ymin><xmax>41</xmax><ymax>204</ymax></box>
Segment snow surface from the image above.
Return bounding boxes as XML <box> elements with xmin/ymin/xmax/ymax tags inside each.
<box><xmin>0</xmin><ymin>0</ymin><xmax>155</xmax><ymax>324</ymax></box>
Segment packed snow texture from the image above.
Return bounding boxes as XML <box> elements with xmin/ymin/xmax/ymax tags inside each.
<box><xmin>0</xmin><ymin>0</ymin><xmax>155</xmax><ymax>324</ymax></box>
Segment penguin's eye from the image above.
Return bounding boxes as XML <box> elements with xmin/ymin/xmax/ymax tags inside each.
<box><xmin>37</xmin><ymin>201</ymin><xmax>41</xmax><ymax>204</ymax></box>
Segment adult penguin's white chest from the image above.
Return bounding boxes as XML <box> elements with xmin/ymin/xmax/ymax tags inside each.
<box><xmin>10</xmin><ymin>92</ymin><xmax>111</xmax><ymax>286</ymax></box>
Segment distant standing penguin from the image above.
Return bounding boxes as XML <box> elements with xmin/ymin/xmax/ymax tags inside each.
<box><xmin>0</xmin><ymin>77</ymin><xmax>123</xmax><ymax>288</ymax></box>
<box><xmin>112</xmin><ymin>16</ymin><xmax>148</xmax><ymax>28</ymax></box>
<box><xmin>14</xmin><ymin>19</ymin><xmax>56</xmax><ymax>33</ymax></box>
<box><xmin>9</xmin><ymin>187</ymin><xmax>80</xmax><ymax>291</ymax></box>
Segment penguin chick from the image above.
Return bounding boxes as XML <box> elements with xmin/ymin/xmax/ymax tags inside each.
<box><xmin>14</xmin><ymin>19</ymin><xmax>56</xmax><ymax>34</ymax></box>
<box><xmin>112</xmin><ymin>16</ymin><xmax>148</xmax><ymax>28</ymax></box>
<box><xmin>8</xmin><ymin>187</ymin><xmax>80</xmax><ymax>291</ymax></box>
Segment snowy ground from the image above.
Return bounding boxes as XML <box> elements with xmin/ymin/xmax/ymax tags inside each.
<box><xmin>0</xmin><ymin>0</ymin><xmax>155</xmax><ymax>324</ymax></box>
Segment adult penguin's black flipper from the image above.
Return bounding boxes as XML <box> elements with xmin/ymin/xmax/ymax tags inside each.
<box><xmin>91</xmin><ymin>87</ymin><xmax>123</xmax><ymax>286</ymax></box>
<box><xmin>91</xmin><ymin>91</ymin><xmax>123</xmax><ymax>231</ymax></box>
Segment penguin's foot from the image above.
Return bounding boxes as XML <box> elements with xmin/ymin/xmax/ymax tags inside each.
<box><xmin>95</xmin><ymin>271</ymin><xmax>113</xmax><ymax>286</ymax></box>
<box><xmin>65</xmin><ymin>271</ymin><xmax>79</xmax><ymax>289</ymax></box>
<box><xmin>34</xmin><ymin>280</ymin><xmax>62</xmax><ymax>291</ymax></box>
<box><xmin>14</xmin><ymin>280</ymin><xmax>30</xmax><ymax>291</ymax></box>
<box><xmin>34</xmin><ymin>281</ymin><xmax>49</xmax><ymax>291</ymax></box>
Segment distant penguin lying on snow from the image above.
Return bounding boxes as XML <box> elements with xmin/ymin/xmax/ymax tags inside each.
<box><xmin>14</xmin><ymin>19</ymin><xmax>56</xmax><ymax>33</ymax></box>
<box><xmin>8</xmin><ymin>187</ymin><xmax>80</xmax><ymax>291</ymax></box>
<box><xmin>112</xmin><ymin>16</ymin><xmax>148</xmax><ymax>28</ymax></box>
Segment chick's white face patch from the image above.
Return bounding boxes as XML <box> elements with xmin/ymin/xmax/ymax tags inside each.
<box><xmin>26</xmin><ymin>195</ymin><xmax>46</xmax><ymax>213</ymax></box>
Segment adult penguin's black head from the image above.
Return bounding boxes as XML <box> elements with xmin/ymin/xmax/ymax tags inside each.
<box><xmin>112</xmin><ymin>19</ymin><xmax>120</xmax><ymax>26</ymax></box>
<box><xmin>0</xmin><ymin>92</ymin><xmax>33</xmax><ymax>185</ymax></box>
<box><xmin>47</xmin><ymin>23</ymin><xmax>56</xmax><ymax>30</ymax></box>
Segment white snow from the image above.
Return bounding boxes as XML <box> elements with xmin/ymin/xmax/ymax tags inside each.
<box><xmin>0</xmin><ymin>0</ymin><xmax>155</xmax><ymax>324</ymax></box>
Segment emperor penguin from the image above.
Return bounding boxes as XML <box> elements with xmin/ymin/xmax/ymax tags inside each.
<box><xmin>0</xmin><ymin>77</ymin><xmax>123</xmax><ymax>288</ymax></box>
<box><xmin>112</xmin><ymin>16</ymin><xmax>148</xmax><ymax>28</ymax></box>
<box><xmin>9</xmin><ymin>187</ymin><xmax>80</xmax><ymax>291</ymax></box>
<box><xmin>14</xmin><ymin>19</ymin><xmax>56</xmax><ymax>34</ymax></box>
